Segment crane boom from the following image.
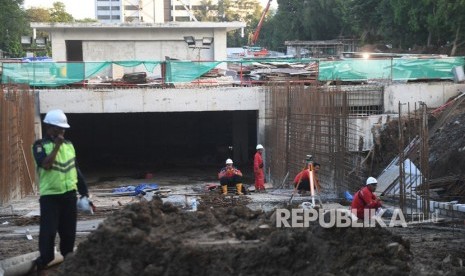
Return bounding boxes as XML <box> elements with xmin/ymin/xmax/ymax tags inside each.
<box><xmin>250</xmin><ymin>0</ymin><xmax>272</xmax><ymax>46</ymax></box>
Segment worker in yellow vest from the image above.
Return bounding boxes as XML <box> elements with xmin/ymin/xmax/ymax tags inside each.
<box><xmin>32</xmin><ymin>109</ymin><xmax>89</xmax><ymax>273</ymax></box>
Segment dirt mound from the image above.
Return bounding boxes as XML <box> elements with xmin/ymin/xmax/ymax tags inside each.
<box><xmin>429</xmin><ymin>109</ymin><xmax>465</xmax><ymax>179</ymax></box>
<box><xmin>57</xmin><ymin>197</ymin><xmax>411</xmax><ymax>276</ymax></box>
<box><xmin>371</xmin><ymin>102</ymin><xmax>465</xmax><ymax>180</ymax></box>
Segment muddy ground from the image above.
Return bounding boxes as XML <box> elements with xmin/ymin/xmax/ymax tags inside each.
<box><xmin>2</xmin><ymin>100</ymin><xmax>465</xmax><ymax>275</ymax></box>
<box><xmin>56</xmin><ymin>196</ymin><xmax>465</xmax><ymax>276</ymax></box>
<box><xmin>2</xmin><ymin>190</ymin><xmax>464</xmax><ymax>276</ymax></box>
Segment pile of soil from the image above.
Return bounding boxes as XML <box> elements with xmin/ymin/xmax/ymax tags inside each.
<box><xmin>57</xmin><ymin>197</ymin><xmax>411</xmax><ymax>275</ymax></box>
<box><xmin>428</xmin><ymin>108</ymin><xmax>465</xmax><ymax>179</ymax></box>
<box><xmin>371</xmin><ymin>101</ymin><xmax>465</xmax><ymax>180</ymax></box>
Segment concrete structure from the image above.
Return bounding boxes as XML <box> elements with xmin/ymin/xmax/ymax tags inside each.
<box><xmin>33</xmin><ymin>82</ymin><xmax>465</xmax><ymax>167</ymax></box>
<box><xmin>31</xmin><ymin>22</ymin><xmax>245</xmax><ymax>63</ymax></box>
<box><xmin>383</xmin><ymin>83</ymin><xmax>464</xmax><ymax>113</ymax></box>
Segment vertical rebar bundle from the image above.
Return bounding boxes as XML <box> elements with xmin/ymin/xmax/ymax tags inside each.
<box><xmin>263</xmin><ymin>83</ymin><xmax>384</xmax><ymax>195</ymax></box>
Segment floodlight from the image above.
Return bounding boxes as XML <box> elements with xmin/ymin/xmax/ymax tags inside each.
<box><xmin>202</xmin><ymin>37</ymin><xmax>213</xmax><ymax>46</ymax></box>
<box><xmin>183</xmin><ymin>36</ymin><xmax>196</xmax><ymax>46</ymax></box>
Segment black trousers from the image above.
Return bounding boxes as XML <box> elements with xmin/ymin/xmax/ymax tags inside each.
<box><xmin>37</xmin><ymin>190</ymin><xmax>77</xmax><ymax>267</ymax></box>
<box><xmin>220</xmin><ymin>175</ymin><xmax>242</xmax><ymax>187</ymax></box>
<box><xmin>295</xmin><ymin>179</ymin><xmax>310</xmax><ymax>191</ymax></box>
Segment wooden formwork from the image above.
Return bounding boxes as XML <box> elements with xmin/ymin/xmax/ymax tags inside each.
<box><xmin>0</xmin><ymin>85</ymin><xmax>36</xmax><ymax>206</ymax></box>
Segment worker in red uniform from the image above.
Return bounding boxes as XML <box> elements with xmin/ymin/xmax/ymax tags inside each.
<box><xmin>351</xmin><ymin>177</ymin><xmax>383</xmax><ymax>219</ymax></box>
<box><xmin>218</xmin><ymin>159</ymin><xmax>243</xmax><ymax>195</ymax></box>
<box><xmin>254</xmin><ymin>144</ymin><xmax>266</xmax><ymax>192</ymax></box>
<box><xmin>293</xmin><ymin>162</ymin><xmax>321</xmax><ymax>195</ymax></box>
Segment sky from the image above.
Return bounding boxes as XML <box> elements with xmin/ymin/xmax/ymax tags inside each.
<box><xmin>23</xmin><ymin>0</ymin><xmax>95</xmax><ymax>19</ymax></box>
<box><xmin>23</xmin><ymin>0</ymin><xmax>276</xmax><ymax>20</ymax></box>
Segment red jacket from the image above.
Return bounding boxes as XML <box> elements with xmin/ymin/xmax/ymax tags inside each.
<box><xmin>218</xmin><ymin>166</ymin><xmax>242</xmax><ymax>179</ymax></box>
<box><xmin>351</xmin><ymin>186</ymin><xmax>382</xmax><ymax>219</ymax></box>
<box><xmin>293</xmin><ymin>170</ymin><xmax>309</xmax><ymax>183</ymax></box>
<box><xmin>254</xmin><ymin>152</ymin><xmax>265</xmax><ymax>188</ymax></box>
<box><xmin>293</xmin><ymin>169</ymin><xmax>321</xmax><ymax>191</ymax></box>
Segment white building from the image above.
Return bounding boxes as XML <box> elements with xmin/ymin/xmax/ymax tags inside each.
<box><xmin>31</xmin><ymin>21</ymin><xmax>245</xmax><ymax>62</ymax></box>
<box><xmin>95</xmin><ymin>0</ymin><xmax>216</xmax><ymax>24</ymax></box>
<box><xmin>96</xmin><ymin>0</ymin><xmax>123</xmax><ymax>23</ymax></box>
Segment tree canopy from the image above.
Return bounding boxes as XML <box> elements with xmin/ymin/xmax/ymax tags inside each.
<box><xmin>1</xmin><ymin>0</ymin><xmax>465</xmax><ymax>57</ymax></box>
<box><xmin>0</xmin><ymin>0</ymin><xmax>27</xmax><ymax>57</ymax></box>
<box><xmin>257</xmin><ymin>0</ymin><xmax>465</xmax><ymax>55</ymax></box>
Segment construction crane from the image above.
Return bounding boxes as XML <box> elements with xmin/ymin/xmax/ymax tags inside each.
<box><xmin>244</xmin><ymin>0</ymin><xmax>272</xmax><ymax>57</ymax></box>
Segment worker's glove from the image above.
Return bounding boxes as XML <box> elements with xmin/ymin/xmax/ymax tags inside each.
<box><xmin>77</xmin><ymin>196</ymin><xmax>94</xmax><ymax>215</ymax></box>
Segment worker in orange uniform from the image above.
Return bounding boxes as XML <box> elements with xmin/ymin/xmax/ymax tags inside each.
<box><xmin>350</xmin><ymin>177</ymin><xmax>383</xmax><ymax>219</ymax></box>
<box><xmin>293</xmin><ymin>161</ymin><xmax>321</xmax><ymax>195</ymax></box>
<box><xmin>218</xmin><ymin>159</ymin><xmax>243</xmax><ymax>195</ymax></box>
<box><xmin>254</xmin><ymin>144</ymin><xmax>266</xmax><ymax>192</ymax></box>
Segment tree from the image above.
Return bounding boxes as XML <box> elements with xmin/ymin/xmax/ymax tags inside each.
<box><xmin>261</xmin><ymin>0</ymin><xmax>305</xmax><ymax>50</ymax></box>
<box><xmin>437</xmin><ymin>0</ymin><xmax>465</xmax><ymax>56</ymax></box>
<box><xmin>195</xmin><ymin>0</ymin><xmax>218</xmax><ymax>22</ymax></box>
<box><xmin>301</xmin><ymin>0</ymin><xmax>343</xmax><ymax>40</ymax></box>
<box><xmin>75</xmin><ymin>18</ymin><xmax>98</xmax><ymax>23</ymax></box>
<box><xmin>50</xmin><ymin>2</ymin><xmax>73</xmax><ymax>23</ymax></box>
<box><xmin>0</xmin><ymin>0</ymin><xmax>27</xmax><ymax>57</ymax></box>
<box><xmin>192</xmin><ymin>0</ymin><xmax>263</xmax><ymax>47</ymax></box>
<box><xmin>26</xmin><ymin>7</ymin><xmax>51</xmax><ymax>22</ymax></box>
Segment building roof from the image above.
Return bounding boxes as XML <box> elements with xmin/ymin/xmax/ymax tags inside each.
<box><xmin>30</xmin><ymin>21</ymin><xmax>246</xmax><ymax>32</ymax></box>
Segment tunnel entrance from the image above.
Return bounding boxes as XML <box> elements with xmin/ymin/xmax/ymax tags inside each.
<box><xmin>64</xmin><ymin>111</ymin><xmax>258</xmax><ymax>181</ymax></box>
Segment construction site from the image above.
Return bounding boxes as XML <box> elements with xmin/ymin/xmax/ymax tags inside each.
<box><xmin>1</xmin><ymin>63</ymin><xmax>465</xmax><ymax>275</ymax></box>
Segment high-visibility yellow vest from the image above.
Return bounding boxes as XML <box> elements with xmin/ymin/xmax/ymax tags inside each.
<box><xmin>37</xmin><ymin>140</ymin><xmax>78</xmax><ymax>195</ymax></box>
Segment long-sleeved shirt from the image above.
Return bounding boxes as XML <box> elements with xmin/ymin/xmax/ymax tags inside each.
<box><xmin>350</xmin><ymin>186</ymin><xmax>382</xmax><ymax>219</ymax></box>
<box><xmin>218</xmin><ymin>166</ymin><xmax>242</xmax><ymax>179</ymax></box>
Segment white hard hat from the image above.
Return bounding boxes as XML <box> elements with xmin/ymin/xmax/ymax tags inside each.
<box><xmin>43</xmin><ymin>109</ymin><xmax>70</xmax><ymax>128</ymax></box>
<box><xmin>366</xmin><ymin>177</ymin><xmax>378</xmax><ymax>185</ymax></box>
<box><xmin>225</xmin><ymin>158</ymin><xmax>233</xmax><ymax>164</ymax></box>
<box><xmin>256</xmin><ymin>144</ymin><xmax>264</xmax><ymax>150</ymax></box>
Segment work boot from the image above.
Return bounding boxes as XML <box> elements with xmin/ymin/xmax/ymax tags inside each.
<box><xmin>222</xmin><ymin>185</ymin><xmax>228</xmax><ymax>195</ymax></box>
<box><xmin>31</xmin><ymin>258</ymin><xmax>47</xmax><ymax>276</ymax></box>
<box><xmin>236</xmin><ymin>183</ymin><xmax>243</xmax><ymax>195</ymax></box>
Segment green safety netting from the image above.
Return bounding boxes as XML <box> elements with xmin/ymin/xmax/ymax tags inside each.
<box><xmin>318</xmin><ymin>57</ymin><xmax>465</xmax><ymax>81</ymax></box>
<box><xmin>1</xmin><ymin>57</ymin><xmax>464</xmax><ymax>86</ymax></box>
<box><xmin>165</xmin><ymin>60</ymin><xmax>222</xmax><ymax>83</ymax></box>
<box><xmin>235</xmin><ymin>58</ymin><xmax>315</xmax><ymax>64</ymax></box>
<box><xmin>1</xmin><ymin>61</ymin><xmax>161</xmax><ymax>87</ymax></box>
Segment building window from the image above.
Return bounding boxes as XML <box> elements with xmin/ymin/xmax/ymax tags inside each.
<box><xmin>125</xmin><ymin>16</ymin><xmax>139</xmax><ymax>22</ymax></box>
<box><xmin>97</xmin><ymin>6</ymin><xmax>110</xmax><ymax>10</ymax></box>
<box><xmin>113</xmin><ymin>15</ymin><xmax>120</xmax><ymax>19</ymax></box>
<box><xmin>125</xmin><ymin>5</ymin><xmax>139</xmax><ymax>10</ymax></box>
<box><xmin>98</xmin><ymin>15</ymin><xmax>111</xmax><ymax>19</ymax></box>
<box><xmin>111</xmin><ymin>6</ymin><xmax>120</xmax><ymax>10</ymax></box>
<box><xmin>176</xmin><ymin>17</ymin><xmax>191</xmax><ymax>22</ymax></box>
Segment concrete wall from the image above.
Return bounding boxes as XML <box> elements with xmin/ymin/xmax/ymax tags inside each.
<box><xmin>36</xmin><ymin>82</ymin><xmax>464</xmax><ymax>155</ymax></box>
<box><xmin>384</xmin><ymin>82</ymin><xmax>465</xmax><ymax>113</ymax></box>
<box><xmin>349</xmin><ymin>114</ymin><xmax>396</xmax><ymax>152</ymax></box>
<box><xmin>52</xmin><ymin>29</ymin><xmax>218</xmax><ymax>62</ymax></box>
<box><xmin>38</xmin><ymin>87</ymin><xmax>263</xmax><ymax>114</ymax></box>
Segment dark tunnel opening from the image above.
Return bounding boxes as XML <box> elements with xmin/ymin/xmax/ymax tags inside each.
<box><xmin>57</xmin><ymin>111</ymin><xmax>258</xmax><ymax>181</ymax></box>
